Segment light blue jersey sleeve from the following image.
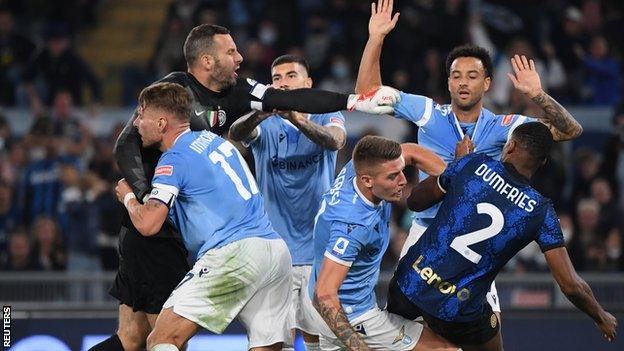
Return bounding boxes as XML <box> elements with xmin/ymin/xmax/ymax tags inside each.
<box><xmin>149</xmin><ymin>151</ymin><xmax>188</xmax><ymax>206</ymax></box>
<box><xmin>393</xmin><ymin>92</ymin><xmax>435</xmax><ymax>126</ymax></box>
<box><xmin>324</xmin><ymin>221</ymin><xmax>369</xmax><ymax>267</ymax></box>
<box><xmin>321</xmin><ymin>111</ymin><xmax>346</xmax><ymax>131</ymax></box>
<box><xmin>502</xmin><ymin>114</ymin><xmax>539</xmax><ymax>141</ymax></box>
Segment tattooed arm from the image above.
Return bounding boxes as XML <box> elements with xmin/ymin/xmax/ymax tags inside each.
<box><xmin>313</xmin><ymin>257</ymin><xmax>371</xmax><ymax>351</ymax></box>
<box><xmin>228</xmin><ymin>110</ymin><xmax>272</xmax><ymax>142</ymax></box>
<box><xmin>530</xmin><ymin>90</ymin><xmax>583</xmax><ymax>141</ymax></box>
<box><xmin>115</xmin><ymin>179</ymin><xmax>169</xmax><ymax>236</ymax></box>
<box><xmin>281</xmin><ymin>111</ymin><xmax>346</xmax><ymax>150</ymax></box>
<box><xmin>507</xmin><ymin>54</ymin><xmax>583</xmax><ymax>141</ymax></box>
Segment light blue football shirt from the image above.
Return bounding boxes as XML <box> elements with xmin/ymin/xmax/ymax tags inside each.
<box><xmin>308</xmin><ymin>161</ymin><xmax>392</xmax><ymax>321</ymax></box>
<box><xmin>247</xmin><ymin>112</ymin><xmax>345</xmax><ymax>265</ymax></box>
<box><xmin>150</xmin><ymin>130</ymin><xmax>279</xmax><ymax>260</ymax></box>
<box><xmin>394</xmin><ymin>92</ymin><xmax>537</xmax><ymax>220</ymax></box>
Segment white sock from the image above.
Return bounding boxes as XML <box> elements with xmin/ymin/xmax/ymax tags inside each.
<box><xmin>151</xmin><ymin>344</ymin><xmax>179</xmax><ymax>351</ymax></box>
<box><xmin>304</xmin><ymin>342</ymin><xmax>320</xmax><ymax>351</ymax></box>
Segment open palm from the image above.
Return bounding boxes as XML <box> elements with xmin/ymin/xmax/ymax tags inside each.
<box><xmin>369</xmin><ymin>0</ymin><xmax>400</xmax><ymax>37</ymax></box>
<box><xmin>507</xmin><ymin>54</ymin><xmax>543</xmax><ymax>98</ymax></box>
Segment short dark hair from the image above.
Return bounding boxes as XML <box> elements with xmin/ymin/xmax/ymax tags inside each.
<box><xmin>352</xmin><ymin>136</ymin><xmax>402</xmax><ymax>174</ymax></box>
<box><xmin>446</xmin><ymin>44</ymin><xmax>493</xmax><ymax>78</ymax></box>
<box><xmin>271</xmin><ymin>54</ymin><xmax>311</xmax><ymax>76</ymax></box>
<box><xmin>510</xmin><ymin>122</ymin><xmax>553</xmax><ymax>165</ymax></box>
<box><xmin>183</xmin><ymin>24</ymin><xmax>230</xmax><ymax>67</ymax></box>
<box><xmin>138</xmin><ymin>82</ymin><xmax>191</xmax><ymax>122</ymax></box>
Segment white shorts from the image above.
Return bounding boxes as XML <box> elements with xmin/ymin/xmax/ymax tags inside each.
<box><xmin>163</xmin><ymin>237</ymin><xmax>293</xmax><ymax>348</ymax></box>
<box><xmin>290</xmin><ymin>265</ymin><xmax>323</xmax><ymax>335</ymax></box>
<box><xmin>319</xmin><ymin>307</ymin><xmax>423</xmax><ymax>350</ymax></box>
<box><xmin>402</xmin><ymin>219</ymin><xmax>501</xmax><ymax>313</ymax></box>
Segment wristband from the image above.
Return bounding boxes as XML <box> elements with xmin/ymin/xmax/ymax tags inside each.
<box><xmin>123</xmin><ymin>192</ymin><xmax>136</xmax><ymax>208</ymax></box>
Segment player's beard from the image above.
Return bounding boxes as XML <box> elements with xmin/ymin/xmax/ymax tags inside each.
<box><xmin>454</xmin><ymin>93</ymin><xmax>482</xmax><ymax>112</ymax></box>
<box><xmin>212</xmin><ymin>58</ymin><xmax>237</xmax><ymax>90</ymax></box>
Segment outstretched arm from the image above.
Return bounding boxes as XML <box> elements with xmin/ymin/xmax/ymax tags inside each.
<box><xmin>401</xmin><ymin>143</ymin><xmax>446</xmax><ymax>176</ymax></box>
<box><xmin>228</xmin><ymin>111</ymin><xmax>271</xmax><ymax>142</ymax></box>
<box><xmin>507</xmin><ymin>55</ymin><xmax>583</xmax><ymax>141</ymax></box>
<box><xmin>545</xmin><ymin>247</ymin><xmax>617</xmax><ymax>341</ymax></box>
<box><xmin>281</xmin><ymin>111</ymin><xmax>346</xmax><ymax>150</ymax></box>
<box><xmin>355</xmin><ymin>0</ymin><xmax>400</xmax><ymax>94</ymax></box>
<box><xmin>313</xmin><ymin>257</ymin><xmax>371</xmax><ymax>350</ymax></box>
<box><xmin>406</xmin><ymin>175</ymin><xmax>446</xmax><ymax>212</ymax></box>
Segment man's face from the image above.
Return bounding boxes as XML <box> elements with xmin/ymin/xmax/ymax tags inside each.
<box><xmin>133</xmin><ymin>105</ymin><xmax>165</xmax><ymax>148</ymax></box>
<box><xmin>448</xmin><ymin>57</ymin><xmax>490</xmax><ymax>111</ymax></box>
<box><xmin>271</xmin><ymin>62</ymin><xmax>312</xmax><ymax>90</ymax></box>
<box><xmin>368</xmin><ymin>156</ymin><xmax>407</xmax><ymax>202</ymax></box>
<box><xmin>209</xmin><ymin>34</ymin><xmax>243</xmax><ymax>89</ymax></box>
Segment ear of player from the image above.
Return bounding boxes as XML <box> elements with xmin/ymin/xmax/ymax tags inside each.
<box><xmin>347</xmin><ymin>86</ymin><xmax>401</xmax><ymax>114</ymax></box>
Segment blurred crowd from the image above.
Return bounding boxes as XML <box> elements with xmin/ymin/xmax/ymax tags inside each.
<box><xmin>0</xmin><ymin>0</ymin><xmax>622</xmax><ymax>274</ymax></box>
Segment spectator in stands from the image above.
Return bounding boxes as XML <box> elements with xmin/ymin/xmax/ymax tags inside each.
<box><xmin>22</xmin><ymin>24</ymin><xmax>102</xmax><ymax>114</ymax></box>
<box><xmin>31</xmin><ymin>215</ymin><xmax>65</xmax><ymax>271</ymax></box>
<box><xmin>590</xmin><ymin>178</ymin><xmax>620</xmax><ymax>233</ymax></box>
<box><xmin>150</xmin><ymin>16</ymin><xmax>187</xmax><ymax>78</ymax></box>
<box><xmin>0</xmin><ymin>181</ymin><xmax>17</xmax><ymax>255</ymax></box>
<box><xmin>49</xmin><ymin>90</ymin><xmax>92</xmax><ymax>160</ymax></box>
<box><xmin>0</xmin><ymin>229</ymin><xmax>39</xmax><ymax>270</ymax></box>
<box><xmin>579</xmin><ymin>34</ymin><xmax>621</xmax><ymax>106</ymax></box>
<box><xmin>319</xmin><ymin>54</ymin><xmax>355</xmax><ymax>94</ymax></box>
<box><xmin>575</xmin><ymin>199</ymin><xmax>605</xmax><ymax>270</ymax></box>
<box><xmin>0</xmin><ymin>6</ymin><xmax>35</xmax><ymax>107</ymax></box>
<box><xmin>600</xmin><ymin>103</ymin><xmax>624</xmax><ymax>206</ymax></box>
<box><xmin>59</xmin><ymin>164</ymin><xmax>103</xmax><ymax>300</ymax></box>
<box><xmin>16</xmin><ymin>119</ymin><xmax>79</xmax><ymax>226</ymax></box>
<box><xmin>572</xmin><ymin>148</ymin><xmax>600</xmax><ymax>211</ymax></box>
<box><xmin>605</xmin><ymin>227</ymin><xmax>622</xmax><ymax>271</ymax></box>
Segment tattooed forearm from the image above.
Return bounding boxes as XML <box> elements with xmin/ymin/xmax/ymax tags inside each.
<box><xmin>127</xmin><ymin>199</ymin><xmax>167</xmax><ymax>236</ymax></box>
<box><xmin>531</xmin><ymin>91</ymin><xmax>583</xmax><ymax>141</ymax></box>
<box><xmin>292</xmin><ymin>117</ymin><xmax>345</xmax><ymax>150</ymax></box>
<box><xmin>313</xmin><ymin>293</ymin><xmax>370</xmax><ymax>350</ymax></box>
<box><xmin>228</xmin><ymin>111</ymin><xmax>269</xmax><ymax>142</ymax></box>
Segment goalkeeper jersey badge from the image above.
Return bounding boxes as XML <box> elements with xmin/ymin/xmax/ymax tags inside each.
<box><xmin>490</xmin><ymin>313</ymin><xmax>498</xmax><ymax>328</ymax></box>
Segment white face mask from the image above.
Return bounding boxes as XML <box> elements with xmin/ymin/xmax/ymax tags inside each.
<box><xmin>562</xmin><ymin>228</ymin><xmax>573</xmax><ymax>244</ymax></box>
<box><xmin>29</xmin><ymin>147</ymin><xmax>46</xmax><ymax>161</ymax></box>
<box><xmin>607</xmin><ymin>247</ymin><xmax>621</xmax><ymax>260</ymax></box>
<box><xmin>259</xmin><ymin>28</ymin><xmax>277</xmax><ymax>46</ymax></box>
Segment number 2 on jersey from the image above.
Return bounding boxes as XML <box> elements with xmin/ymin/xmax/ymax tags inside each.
<box><xmin>450</xmin><ymin>202</ymin><xmax>504</xmax><ymax>264</ymax></box>
<box><xmin>209</xmin><ymin>142</ymin><xmax>259</xmax><ymax>200</ymax></box>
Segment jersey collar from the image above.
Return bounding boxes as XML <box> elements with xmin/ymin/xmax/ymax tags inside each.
<box><xmin>451</xmin><ymin>110</ymin><xmax>484</xmax><ymax>151</ymax></box>
<box><xmin>352</xmin><ymin>177</ymin><xmax>382</xmax><ymax>208</ymax></box>
<box><xmin>173</xmin><ymin>128</ymin><xmax>191</xmax><ymax>146</ymax></box>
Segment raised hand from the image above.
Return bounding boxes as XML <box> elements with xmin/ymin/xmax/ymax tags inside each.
<box><xmin>369</xmin><ymin>0</ymin><xmax>400</xmax><ymax>37</ymax></box>
<box><xmin>507</xmin><ymin>54</ymin><xmax>543</xmax><ymax>98</ymax></box>
<box><xmin>455</xmin><ymin>135</ymin><xmax>475</xmax><ymax>160</ymax></box>
<box><xmin>347</xmin><ymin>86</ymin><xmax>401</xmax><ymax>115</ymax></box>
<box><xmin>596</xmin><ymin>311</ymin><xmax>617</xmax><ymax>342</ymax></box>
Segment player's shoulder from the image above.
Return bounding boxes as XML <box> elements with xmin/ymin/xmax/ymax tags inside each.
<box><xmin>157</xmin><ymin>72</ymin><xmax>190</xmax><ymax>86</ymax></box>
<box><xmin>452</xmin><ymin>152</ymin><xmax>491</xmax><ymax>171</ymax></box>
<box><xmin>491</xmin><ymin>110</ymin><xmax>534</xmax><ymax>128</ymax></box>
<box><xmin>431</xmin><ymin>102</ymin><xmax>453</xmax><ymax>117</ymax></box>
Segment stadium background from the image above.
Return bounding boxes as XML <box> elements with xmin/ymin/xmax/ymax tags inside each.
<box><xmin>0</xmin><ymin>0</ymin><xmax>623</xmax><ymax>350</ymax></box>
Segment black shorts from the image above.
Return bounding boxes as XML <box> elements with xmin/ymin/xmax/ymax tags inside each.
<box><xmin>387</xmin><ymin>278</ymin><xmax>500</xmax><ymax>346</ymax></box>
<box><xmin>109</xmin><ymin>223</ymin><xmax>189</xmax><ymax>314</ymax></box>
